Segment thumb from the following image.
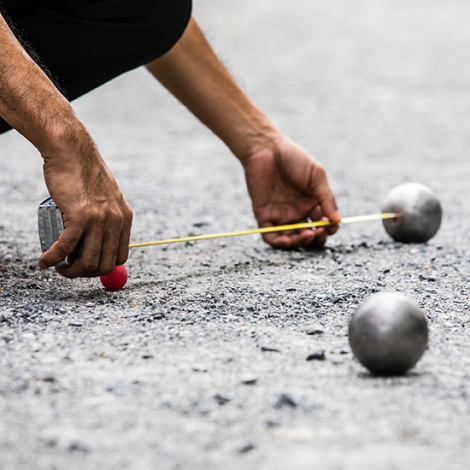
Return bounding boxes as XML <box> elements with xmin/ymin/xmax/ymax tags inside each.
<box><xmin>313</xmin><ymin>173</ymin><xmax>341</xmax><ymax>223</ymax></box>
<box><xmin>321</xmin><ymin>196</ymin><xmax>341</xmax><ymax>224</ymax></box>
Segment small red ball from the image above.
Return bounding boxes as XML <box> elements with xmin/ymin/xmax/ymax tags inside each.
<box><xmin>100</xmin><ymin>265</ymin><xmax>129</xmax><ymax>291</ymax></box>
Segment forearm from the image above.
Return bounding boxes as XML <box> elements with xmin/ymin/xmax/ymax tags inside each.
<box><xmin>0</xmin><ymin>15</ymin><xmax>132</xmax><ymax>277</ymax></box>
<box><xmin>149</xmin><ymin>16</ymin><xmax>339</xmax><ymax>249</ymax></box>
<box><xmin>146</xmin><ymin>16</ymin><xmax>277</xmax><ymax>163</ymax></box>
<box><xmin>0</xmin><ymin>14</ymin><xmax>89</xmax><ymax>156</ymax></box>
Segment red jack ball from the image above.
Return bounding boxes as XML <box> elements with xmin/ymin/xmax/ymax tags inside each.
<box><xmin>100</xmin><ymin>265</ymin><xmax>129</xmax><ymax>291</ymax></box>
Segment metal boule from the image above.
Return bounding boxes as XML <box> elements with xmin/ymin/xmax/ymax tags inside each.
<box><xmin>381</xmin><ymin>182</ymin><xmax>442</xmax><ymax>243</ymax></box>
<box><xmin>348</xmin><ymin>292</ymin><xmax>429</xmax><ymax>375</ymax></box>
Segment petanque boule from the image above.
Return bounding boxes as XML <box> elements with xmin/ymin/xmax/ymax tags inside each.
<box><xmin>381</xmin><ymin>182</ymin><xmax>442</xmax><ymax>243</ymax></box>
<box><xmin>348</xmin><ymin>292</ymin><xmax>429</xmax><ymax>375</ymax></box>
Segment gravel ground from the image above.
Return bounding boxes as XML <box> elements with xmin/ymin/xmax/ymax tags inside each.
<box><xmin>1</xmin><ymin>1</ymin><xmax>470</xmax><ymax>469</ymax></box>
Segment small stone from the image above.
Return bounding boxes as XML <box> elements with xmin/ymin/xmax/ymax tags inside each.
<box><xmin>274</xmin><ymin>393</ymin><xmax>298</xmax><ymax>409</ymax></box>
<box><xmin>0</xmin><ymin>310</ymin><xmax>13</xmax><ymax>322</ymax></box>
<box><xmin>305</xmin><ymin>325</ymin><xmax>325</xmax><ymax>336</ymax></box>
<box><xmin>306</xmin><ymin>349</ymin><xmax>326</xmax><ymax>361</ymax></box>
<box><xmin>213</xmin><ymin>393</ymin><xmax>232</xmax><ymax>405</ymax></box>
<box><xmin>274</xmin><ymin>391</ymin><xmax>316</xmax><ymax>411</ymax></box>
<box><xmin>260</xmin><ymin>345</ymin><xmax>281</xmax><ymax>353</ymax></box>
<box><xmin>240</xmin><ymin>374</ymin><xmax>258</xmax><ymax>385</ymax></box>
<box><xmin>2</xmin><ymin>254</ymin><xmax>12</xmax><ymax>263</ymax></box>
<box><xmin>239</xmin><ymin>442</ymin><xmax>256</xmax><ymax>454</ymax></box>
<box><xmin>42</xmin><ymin>376</ymin><xmax>56</xmax><ymax>383</ymax></box>
<box><xmin>192</xmin><ymin>364</ymin><xmax>208</xmax><ymax>372</ymax></box>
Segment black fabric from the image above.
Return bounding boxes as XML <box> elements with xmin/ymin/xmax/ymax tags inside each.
<box><xmin>0</xmin><ymin>0</ymin><xmax>192</xmax><ymax>133</ymax></box>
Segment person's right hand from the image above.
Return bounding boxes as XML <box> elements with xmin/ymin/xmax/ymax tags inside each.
<box><xmin>243</xmin><ymin>134</ymin><xmax>341</xmax><ymax>249</ymax></box>
<box><xmin>38</xmin><ymin>134</ymin><xmax>133</xmax><ymax>278</ymax></box>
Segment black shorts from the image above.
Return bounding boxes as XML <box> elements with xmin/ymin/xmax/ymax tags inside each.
<box><xmin>0</xmin><ymin>0</ymin><xmax>192</xmax><ymax>133</ymax></box>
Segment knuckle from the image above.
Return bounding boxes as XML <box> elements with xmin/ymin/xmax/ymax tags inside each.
<box><xmin>57</xmin><ymin>239</ymin><xmax>78</xmax><ymax>256</ymax></box>
<box><xmin>81</xmin><ymin>253</ymin><xmax>100</xmax><ymax>272</ymax></box>
<box><xmin>308</xmin><ymin>164</ymin><xmax>326</xmax><ymax>188</ymax></box>
<box><xmin>100</xmin><ymin>265</ymin><xmax>115</xmax><ymax>276</ymax></box>
<box><xmin>106</xmin><ymin>205</ymin><xmax>131</xmax><ymax>231</ymax></box>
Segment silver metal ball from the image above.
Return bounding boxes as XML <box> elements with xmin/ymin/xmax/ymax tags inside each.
<box><xmin>348</xmin><ymin>292</ymin><xmax>429</xmax><ymax>375</ymax></box>
<box><xmin>381</xmin><ymin>182</ymin><xmax>442</xmax><ymax>243</ymax></box>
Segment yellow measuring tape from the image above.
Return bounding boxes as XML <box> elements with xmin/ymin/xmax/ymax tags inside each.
<box><xmin>129</xmin><ymin>212</ymin><xmax>398</xmax><ymax>248</ymax></box>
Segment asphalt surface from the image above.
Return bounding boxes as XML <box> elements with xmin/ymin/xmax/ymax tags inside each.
<box><xmin>1</xmin><ymin>1</ymin><xmax>470</xmax><ymax>469</ymax></box>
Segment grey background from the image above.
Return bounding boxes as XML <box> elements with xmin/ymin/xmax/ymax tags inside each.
<box><xmin>1</xmin><ymin>1</ymin><xmax>470</xmax><ymax>469</ymax></box>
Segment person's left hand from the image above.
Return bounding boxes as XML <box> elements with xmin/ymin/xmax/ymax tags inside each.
<box><xmin>242</xmin><ymin>134</ymin><xmax>341</xmax><ymax>249</ymax></box>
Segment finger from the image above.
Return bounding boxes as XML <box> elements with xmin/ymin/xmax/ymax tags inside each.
<box><xmin>97</xmin><ymin>208</ymin><xmax>130</xmax><ymax>274</ymax></box>
<box><xmin>38</xmin><ymin>226</ymin><xmax>82</xmax><ymax>270</ymax></box>
<box><xmin>78</xmin><ymin>223</ymin><xmax>106</xmax><ymax>272</ymax></box>
<box><xmin>262</xmin><ymin>226</ymin><xmax>320</xmax><ymax>249</ymax></box>
<box><xmin>56</xmin><ymin>224</ymin><xmax>105</xmax><ymax>278</ymax></box>
<box><xmin>98</xmin><ymin>229</ymin><xmax>121</xmax><ymax>275</ymax></box>
<box><xmin>116</xmin><ymin>205</ymin><xmax>133</xmax><ymax>266</ymax></box>
<box><xmin>262</xmin><ymin>229</ymin><xmax>297</xmax><ymax>249</ymax></box>
<box><xmin>263</xmin><ymin>228</ymin><xmax>329</xmax><ymax>249</ymax></box>
<box><xmin>318</xmin><ymin>192</ymin><xmax>341</xmax><ymax>224</ymax></box>
<box><xmin>311</xmin><ymin>168</ymin><xmax>341</xmax><ymax>223</ymax></box>
<box><xmin>309</xmin><ymin>206</ymin><xmax>340</xmax><ymax>236</ymax></box>
<box><xmin>307</xmin><ymin>228</ymin><xmax>328</xmax><ymax>248</ymax></box>
<box><xmin>288</xmin><ymin>227</ymin><xmax>329</xmax><ymax>248</ymax></box>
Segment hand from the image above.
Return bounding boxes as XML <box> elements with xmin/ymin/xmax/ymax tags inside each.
<box><xmin>38</xmin><ymin>132</ymin><xmax>133</xmax><ymax>278</ymax></box>
<box><xmin>243</xmin><ymin>134</ymin><xmax>341</xmax><ymax>249</ymax></box>
<box><xmin>146</xmin><ymin>16</ymin><xmax>339</xmax><ymax>248</ymax></box>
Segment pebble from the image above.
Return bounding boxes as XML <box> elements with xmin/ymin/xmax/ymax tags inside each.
<box><xmin>275</xmin><ymin>393</ymin><xmax>298</xmax><ymax>408</ymax></box>
<box><xmin>0</xmin><ymin>310</ymin><xmax>13</xmax><ymax>322</ymax></box>
<box><xmin>306</xmin><ymin>349</ymin><xmax>326</xmax><ymax>361</ymax></box>
<box><xmin>213</xmin><ymin>393</ymin><xmax>232</xmax><ymax>405</ymax></box>
<box><xmin>260</xmin><ymin>345</ymin><xmax>281</xmax><ymax>353</ymax></box>
<box><xmin>305</xmin><ymin>325</ymin><xmax>325</xmax><ymax>336</ymax></box>
<box><xmin>240</xmin><ymin>374</ymin><xmax>258</xmax><ymax>385</ymax></box>
<box><xmin>274</xmin><ymin>391</ymin><xmax>316</xmax><ymax>411</ymax></box>
<box><xmin>239</xmin><ymin>442</ymin><xmax>256</xmax><ymax>454</ymax></box>
<box><xmin>1</xmin><ymin>254</ymin><xmax>13</xmax><ymax>263</ymax></box>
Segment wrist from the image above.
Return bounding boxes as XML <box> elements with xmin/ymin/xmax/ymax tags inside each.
<box><xmin>36</xmin><ymin>116</ymin><xmax>101</xmax><ymax>169</ymax></box>
<box><xmin>227</xmin><ymin>112</ymin><xmax>281</xmax><ymax>167</ymax></box>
